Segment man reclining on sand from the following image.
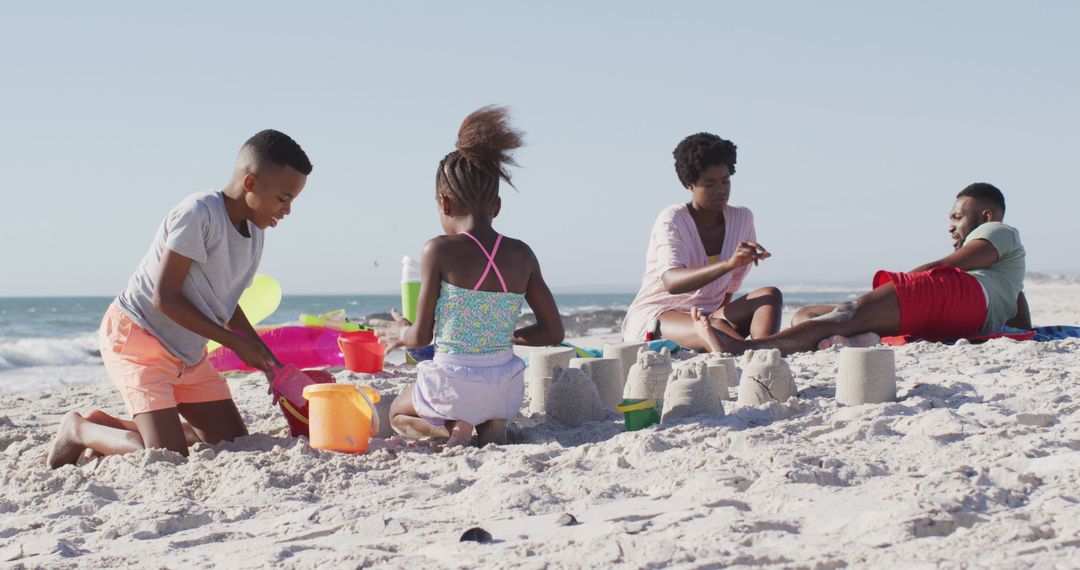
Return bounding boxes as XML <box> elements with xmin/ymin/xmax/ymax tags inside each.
<box><xmin>692</xmin><ymin>183</ymin><xmax>1031</xmax><ymax>356</ymax></box>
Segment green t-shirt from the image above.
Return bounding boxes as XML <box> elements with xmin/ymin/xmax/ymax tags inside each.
<box><xmin>964</xmin><ymin>221</ymin><xmax>1025</xmax><ymax>333</ymax></box>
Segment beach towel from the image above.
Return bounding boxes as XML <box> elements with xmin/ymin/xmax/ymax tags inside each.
<box><xmin>881</xmin><ymin>325</ymin><xmax>1080</xmax><ymax>346</ymax></box>
<box><xmin>1003</xmin><ymin>325</ymin><xmax>1080</xmax><ymax>341</ymax></box>
<box><xmin>555</xmin><ymin>339</ymin><xmax>688</xmax><ymax>360</ymax></box>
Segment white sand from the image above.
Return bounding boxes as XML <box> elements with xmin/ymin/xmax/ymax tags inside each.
<box><xmin>2</xmin><ymin>285</ymin><xmax>1079</xmax><ymax>567</ymax></box>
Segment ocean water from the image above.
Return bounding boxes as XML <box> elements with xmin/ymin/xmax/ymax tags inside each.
<box><xmin>0</xmin><ymin>290</ymin><xmax>860</xmax><ymax>394</ymax></box>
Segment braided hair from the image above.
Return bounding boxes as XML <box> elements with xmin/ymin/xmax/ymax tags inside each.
<box><xmin>436</xmin><ymin>105</ymin><xmax>524</xmax><ymax>212</ymax></box>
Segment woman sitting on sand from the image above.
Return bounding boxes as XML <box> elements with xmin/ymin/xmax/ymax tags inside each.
<box><xmin>621</xmin><ymin>132</ymin><xmax>783</xmax><ymax>351</ymax></box>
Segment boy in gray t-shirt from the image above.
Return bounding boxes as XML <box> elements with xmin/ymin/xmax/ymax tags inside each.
<box><xmin>48</xmin><ymin>130</ymin><xmax>312</xmax><ymax>469</ymax></box>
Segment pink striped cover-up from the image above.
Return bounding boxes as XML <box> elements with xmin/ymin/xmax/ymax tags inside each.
<box><xmin>621</xmin><ymin>202</ymin><xmax>757</xmax><ymax>342</ymax></box>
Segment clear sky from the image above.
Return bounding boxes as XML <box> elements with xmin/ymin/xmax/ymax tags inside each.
<box><xmin>2</xmin><ymin>1</ymin><xmax>1077</xmax><ymax>296</ymax></box>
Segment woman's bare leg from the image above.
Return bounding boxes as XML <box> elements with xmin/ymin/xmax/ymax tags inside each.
<box><xmin>713</xmin><ymin>287</ymin><xmax>784</xmax><ymax>338</ymax></box>
<box><xmin>657</xmin><ymin>311</ymin><xmax>741</xmax><ymax>351</ymax></box>
<box><xmin>707</xmin><ymin>283</ymin><xmax>901</xmax><ymax>356</ymax></box>
<box><xmin>657</xmin><ymin>287</ymin><xmax>783</xmax><ymax>351</ymax></box>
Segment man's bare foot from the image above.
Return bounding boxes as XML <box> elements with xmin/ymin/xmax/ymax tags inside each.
<box><xmin>47</xmin><ymin>411</ymin><xmax>88</xmax><ymax>469</ymax></box>
<box><xmin>817</xmin><ymin>332</ymin><xmax>882</xmax><ymax>350</ymax></box>
<box><xmin>445</xmin><ymin>420</ymin><xmax>475</xmax><ymax>447</ymax></box>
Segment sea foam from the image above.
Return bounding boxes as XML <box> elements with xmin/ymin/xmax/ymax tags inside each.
<box><xmin>0</xmin><ymin>333</ymin><xmax>100</xmax><ymax>370</ymax></box>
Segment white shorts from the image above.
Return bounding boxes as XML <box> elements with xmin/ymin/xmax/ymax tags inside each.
<box><xmin>413</xmin><ymin>350</ymin><xmax>525</xmax><ymax>426</ymax></box>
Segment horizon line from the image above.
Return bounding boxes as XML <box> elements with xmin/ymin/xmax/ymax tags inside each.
<box><xmin>1</xmin><ymin>272</ymin><xmax>1076</xmax><ymax>299</ymax></box>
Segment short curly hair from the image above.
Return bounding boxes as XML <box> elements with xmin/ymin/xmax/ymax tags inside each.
<box><xmin>242</xmin><ymin>129</ymin><xmax>313</xmax><ymax>175</ymax></box>
<box><xmin>673</xmin><ymin>133</ymin><xmax>737</xmax><ymax>188</ymax></box>
<box><xmin>957</xmin><ymin>182</ymin><xmax>1006</xmax><ymax>214</ymax></box>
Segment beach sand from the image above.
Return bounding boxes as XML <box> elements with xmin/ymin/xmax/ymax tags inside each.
<box><xmin>2</xmin><ymin>284</ymin><xmax>1079</xmax><ymax>567</ymax></box>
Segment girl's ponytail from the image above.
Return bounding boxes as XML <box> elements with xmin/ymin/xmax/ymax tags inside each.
<box><xmin>437</xmin><ymin>105</ymin><xmax>524</xmax><ymax>210</ymax></box>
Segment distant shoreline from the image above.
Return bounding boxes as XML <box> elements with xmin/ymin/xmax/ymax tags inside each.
<box><xmin>1</xmin><ymin>272</ymin><xmax>1074</xmax><ymax>299</ymax></box>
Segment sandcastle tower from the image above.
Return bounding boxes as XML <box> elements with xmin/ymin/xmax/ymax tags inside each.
<box><xmin>701</xmin><ymin>354</ymin><xmax>738</xmax><ymax>401</ymax></box>
<box><xmin>545</xmin><ymin>365</ymin><xmax>607</xmax><ymax>427</ymax></box>
<box><xmin>672</xmin><ymin>354</ymin><xmax>731</xmax><ymax>402</ymax></box>
<box><xmin>836</xmin><ymin>347</ymin><xmax>897</xmax><ymax>405</ymax></box>
<box><xmin>526</xmin><ymin>346</ymin><xmax>576</xmax><ymax>414</ymax></box>
<box><xmin>661</xmin><ymin>361</ymin><xmax>725</xmax><ymax>422</ymax></box>
<box><xmin>623</xmin><ymin>347</ymin><xmax>673</xmax><ymax>401</ymax></box>
<box><xmin>570</xmin><ymin>357</ymin><xmax>624</xmax><ymax>411</ymax></box>
<box><xmin>603</xmin><ymin>341</ymin><xmax>645</xmax><ymax>387</ymax></box>
<box><xmin>737</xmin><ymin>349</ymin><xmax>797</xmax><ymax>406</ymax></box>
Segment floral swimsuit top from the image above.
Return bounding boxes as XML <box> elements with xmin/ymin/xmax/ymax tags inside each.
<box><xmin>434</xmin><ymin>232</ymin><xmax>525</xmax><ymax>355</ymax></box>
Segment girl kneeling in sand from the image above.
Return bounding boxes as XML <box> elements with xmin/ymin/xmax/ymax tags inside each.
<box><xmin>373</xmin><ymin>106</ymin><xmax>564</xmax><ymax>447</ymax></box>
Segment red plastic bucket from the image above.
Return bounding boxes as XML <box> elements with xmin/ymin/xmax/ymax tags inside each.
<box><xmin>338</xmin><ymin>330</ymin><xmax>385</xmax><ymax>373</ymax></box>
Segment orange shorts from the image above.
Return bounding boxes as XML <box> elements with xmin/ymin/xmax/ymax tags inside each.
<box><xmin>99</xmin><ymin>303</ymin><xmax>233</xmax><ymax>416</ymax></box>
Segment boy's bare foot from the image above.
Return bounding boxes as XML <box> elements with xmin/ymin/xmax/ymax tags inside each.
<box><xmin>445</xmin><ymin>420</ymin><xmax>475</xmax><ymax>447</ymax></box>
<box><xmin>47</xmin><ymin>411</ymin><xmax>88</xmax><ymax>469</ymax></box>
<box><xmin>817</xmin><ymin>332</ymin><xmax>882</xmax><ymax>350</ymax></box>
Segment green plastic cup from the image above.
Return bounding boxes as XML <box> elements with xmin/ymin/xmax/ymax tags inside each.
<box><xmin>616</xmin><ymin>399</ymin><xmax>660</xmax><ymax>431</ymax></box>
<box><xmin>401</xmin><ymin>280</ymin><xmax>421</xmax><ymax>324</ymax></box>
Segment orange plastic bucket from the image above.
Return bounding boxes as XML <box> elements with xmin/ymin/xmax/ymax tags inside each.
<box><xmin>338</xmin><ymin>331</ymin><xmax>385</xmax><ymax>373</ymax></box>
<box><xmin>302</xmin><ymin>384</ymin><xmax>381</xmax><ymax>453</ymax></box>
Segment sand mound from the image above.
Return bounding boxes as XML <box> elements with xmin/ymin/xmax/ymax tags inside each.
<box><xmin>3</xmin><ymin>287</ymin><xmax>1079</xmax><ymax>566</ymax></box>
<box><xmin>1</xmin><ymin>333</ymin><xmax>1078</xmax><ymax>567</ymax></box>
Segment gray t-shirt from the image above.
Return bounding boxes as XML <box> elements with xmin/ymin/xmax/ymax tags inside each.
<box><xmin>964</xmin><ymin>221</ymin><xmax>1025</xmax><ymax>333</ymax></box>
<box><xmin>117</xmin><ymin>192</ymin><xmax>264</xmax><ymax>365</ymax></box>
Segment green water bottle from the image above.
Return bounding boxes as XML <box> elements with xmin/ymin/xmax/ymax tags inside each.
<box><xmin>401</xmin><ymin>256</ymin><xmax>421</xmax><ymax>324</ymax></box>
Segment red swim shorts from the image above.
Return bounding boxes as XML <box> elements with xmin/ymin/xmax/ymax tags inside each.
<box><xmin>872</xmin><ymin>266</ymin><xmax>987</xmax><ymax>342</ymax></box>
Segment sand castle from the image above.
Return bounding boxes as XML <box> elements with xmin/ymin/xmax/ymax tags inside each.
<box><xmin>602</xmin><ymin>341</ymin><xmax>645</xmax><ymax>387</ymax></box>
<box><xmin>545</xmin><ymin>365</ymin><xmax>607</xmax><ymax>427</ymax></box>
<box><xmin>836</xmin><ymin>347</ymin><xmax>897</xmax><ymax>405</ymax></box>
<box><xmin>661</xmin><ymin>361</ymin><xmax>725</xmax><ymax>422</ymax></box>
<box><xmin>570</xmin><ymin>357</ymin><xmax>624</xmax><ymax>411</ymax></box>
<box><xmin>672</xmin><ymin>354</ymin><xmax>733</xmax><ymax>401</ymax></box>
<box><xmin>701</xmin><ymin>354</ymin><xmax>738</xmax><ymax>401</ymax></box>
<box><xmin>736</xmin><ymin>349</ymin><xmax>797</xmax><ymax>406</ymax></box>
<box><xmin>623</xmin><ymin>347</ymin><xmax>673</xmax><ymax>401</ymax></box>
<box><xmin>526</xmin><ymin>346</ymin><xmax>576</xmax><ymax>414</ymax></box>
